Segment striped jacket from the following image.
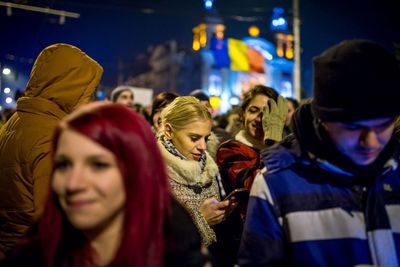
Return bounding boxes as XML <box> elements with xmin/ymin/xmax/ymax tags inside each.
<box><xmin>238</xmin><ymin>136</ymin><xmax>400</xmax><ymax>267</ymax></box>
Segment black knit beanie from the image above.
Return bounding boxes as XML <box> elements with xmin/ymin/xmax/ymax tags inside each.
<box><xmin>311</xmin><ymin>39</ymin><xmax>400</xmax><ymax>121</ymax></box>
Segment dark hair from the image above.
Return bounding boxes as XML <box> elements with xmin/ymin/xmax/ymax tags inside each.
<box><xmin>286</xmin><ymin>97</ymin><xmax>300</xmax><ymax>110</ymax></box>
<box><xmin>39</xmin><ymin>104</ymin><xmax>171</xmax><ymax>267</ymax></box>
<box><xmin>240</xmin><ymin>85</ymin><xmax>279</xmax><ymax>119</ymax></box>
<box><xmin>189</xmin><ymin>89</ymin><xmax>210</xmax><ymax>102</ymax></box>
<box><xmin>150</xmin><ymin>92</ymin><xmax>179</xmax><ymax>126</ymax></box>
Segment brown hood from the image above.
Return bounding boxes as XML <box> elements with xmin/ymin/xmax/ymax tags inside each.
<box><xmin>24</xmin><ymin>43</ymin><xmax>103</xmax><ymax>114</ymax></box>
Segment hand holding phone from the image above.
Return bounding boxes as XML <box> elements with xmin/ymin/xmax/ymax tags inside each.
<box><xmin>223</xmin><ymin>188</ymin><xmax>249</xmax><ymax>203</ymax></box>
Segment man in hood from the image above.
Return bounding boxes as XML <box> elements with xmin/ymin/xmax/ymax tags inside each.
<box><xmin>0</xmin><ymin>43</ymin><xmax>103</xmax><ymax>259</ymax></box>
<box><xmin>239</xmin><ymin>40</ymin><xmax>400</xmax><ymax>266</ymax></box>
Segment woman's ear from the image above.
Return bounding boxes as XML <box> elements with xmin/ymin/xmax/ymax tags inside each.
<box><xmin>164</xmin><ymin>123</ymin><xmax>173</xmax><ymax>139</ymax></box>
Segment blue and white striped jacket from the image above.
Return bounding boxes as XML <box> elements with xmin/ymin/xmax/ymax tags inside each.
<box><xmin>238</xmin><ymin>137</ymin><xmax>400</xmax><ymax>267</ymax></box>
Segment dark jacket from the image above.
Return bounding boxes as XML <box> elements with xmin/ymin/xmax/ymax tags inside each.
<box><xmin>239</xmin><ymin>103</ymin><xmax>400</xmax><ymax>267</ymax></box>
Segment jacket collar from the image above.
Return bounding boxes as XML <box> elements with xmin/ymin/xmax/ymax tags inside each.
<box><xmin>158</xmin><ymin>140</ymin><xmax>219</xmax><ymax>186</ymax></box>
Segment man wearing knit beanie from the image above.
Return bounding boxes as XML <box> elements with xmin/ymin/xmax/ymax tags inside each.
<box><xmin>110</xmin><ymin>85</ymin><xmax>135</xmax><ymax>107</ymax></box>
<box><xmin>239</xmin><ymin>40</ymin><xmax>400</xmax><ymax>266</ymax></box>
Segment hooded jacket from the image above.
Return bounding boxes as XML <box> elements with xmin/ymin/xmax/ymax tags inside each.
<box><xmin>0</xmin><ymin>43</ymin><xmax>103</xmax><ymax>256</ymax></box>
<box><xmin>239</xmin><ymin>103</ymin><xmax>400</xmax><ymax>267</ymax></box>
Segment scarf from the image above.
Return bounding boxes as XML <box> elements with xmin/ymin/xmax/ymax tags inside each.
<box><xmin>160</xmin><ymin>135</ymin><xmax>207</xmax><ymax>173</ymax></box>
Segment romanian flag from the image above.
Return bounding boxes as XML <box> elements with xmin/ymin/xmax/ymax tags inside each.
<box><xmin>210</xmin><ymin>37</ymin><xmax>230</xmax><ymax>68</ymax></box>
<box><xmin>211</xmin><ymin>37</ymin><xmax>264</xmax><ymax>73</ymax></box>
<box><xmin>228</xmin><ymin>38</ymin><xmax>250</xmax><ymax>72</ymax></box>
<box><xmin>248</xmin><ymin>46</ymin><xmax>265</xmax><ymax>73</ymax></box>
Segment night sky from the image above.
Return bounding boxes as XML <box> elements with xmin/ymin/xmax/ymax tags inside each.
<box><xmin>0</xmin><ymin>0</ymin><xmax>398</xmax><ymax>98</ymax></box>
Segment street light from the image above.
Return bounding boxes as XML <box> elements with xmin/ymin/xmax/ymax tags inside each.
<box><xmin>2</xmin><ymin>67</ymin><xmax>11</xmax><ymax>75</ymax></box>
<box><xmin>0</xmin><ymin>63</ymin><xmax>13</xmax><ymax>108</ymax></box>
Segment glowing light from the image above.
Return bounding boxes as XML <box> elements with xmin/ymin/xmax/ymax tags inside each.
<box><xmin>4</xmin><ymin>87</ymin><xmax>11</xmax><ymax>94</ymax></box>
<box><xmin>192</xmin><ymin>40</ymin><xmax>200</xmax><ymax>51</ymax></box>
<box><xmin>2</xmin><ymin>68</ymin><xmax>11</xmax><ymax>75</ymax></box>
<box><xmin>248</xmin><ymin>26</ymin><xmax>260</xmax><ymax>37</ymax></box>
<box><xmin>215</xmin><ymin>24</ymin><xmax>225</xmax><ymax>39</ymax></box>
<box><xmin>5</xmin><ymin>97</ymin><xmax>13</xmax><ymax>104</ymax></box>
<box><xmin>215</xmin><ymin>24</ymin><xmax>225</xmax><ymax>31</ymax></box>
<box><xmin>200</xmin><ymin>31</ymin><xmax>207</xmax><ymax>47</ymax></box>
<box><xmin>270</xmin><ymin>7</ymin><xmax>288</xmax><ymax>31</ymax></box>
<box><xmin>204</xmin><ymin>0</ymin><xmax>213</xmax><ymax>10</ymax></box>
<box><xmin>209</xmin><ymin>96</ymin><xmax>220</xmax><ymax>108</ymax></box>
<box><xmin>229</xmin><ymin>97</ymin><xmax>240</xmax><ymax>106</ymax></box>
<box><xmin>271</xmin><ymin>18</ymin><xmax>287</xmax><ymax>27</ymax></box>
<box><xmin>192</xmin><ymin>25</ymin><xmax>201</xmax><ymax>51</ymax></box>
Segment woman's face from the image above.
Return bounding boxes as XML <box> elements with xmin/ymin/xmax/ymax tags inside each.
<box><xmin>243</xmin><ymin>94</ymin><xmax>269</xmax><ymax>140</ymax></box>
<box><xmin>166</xmin><ymin>119</ymin><xmax>212</xmax><ymax>161</ymax></box>
<box><xmin>52</xmin><ymin>129</ymin><xmax>125</xmax><ymax>233</ymax></box>
<box><xmin>152</xmin><ymin>108</ymin><xmax>163</xmax><ymax>132</ymax></box>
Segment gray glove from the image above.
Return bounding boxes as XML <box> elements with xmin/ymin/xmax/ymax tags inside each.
<box><xmin>262</xmin><ymin>95</ymin><xmax>288</xmax><ymax>144</ymax></box>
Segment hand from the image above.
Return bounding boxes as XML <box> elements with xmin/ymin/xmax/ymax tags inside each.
<box><xmin>262</xmin><ymin>95</ymin><xmax>288</xmax><ymax>144</ymax></box>
<box><xmin>199</xmin><ymin>197</ymin><xmax>230</xmax><ymax>226</ymax></box>
<box><xmin>224</xmin><ymin>196</ymin><xmax>239</xmax><ymax>217</ymax></box>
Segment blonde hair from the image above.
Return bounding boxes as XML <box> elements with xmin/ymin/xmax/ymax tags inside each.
<box><xmin>161</xmin><ymin>96</ymin><xmax>212</xmax><ymax>132</ymax></box>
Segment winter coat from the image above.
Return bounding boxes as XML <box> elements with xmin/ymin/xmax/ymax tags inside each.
<box><xmin>239</xmin><ymin>103</ymin><xmax>400</xmax><ymax>267</ymax></box>
<box><xmin>0</xmin><ymin>43</ymin><xmax>103</xmax><ymax>256</ymax></box>
<box><xmin>158</xmin><ymin>141</ymin><xmax>221</xmax><ymax>247</ymax></box>
<box><xmin>217</xmin><ymin>130</ymin><xmax>264</xmax><ymax>194</ymax></box>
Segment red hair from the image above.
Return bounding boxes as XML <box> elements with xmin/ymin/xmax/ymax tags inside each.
<box><xmin>38</xmin><ymin>104</ymin><xmax>171</xmax><ymax>267</ymax></box>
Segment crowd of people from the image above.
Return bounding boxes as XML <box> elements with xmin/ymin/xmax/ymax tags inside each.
<box><xmin>0</xmin><ymin>38</ymin><xmax>399</xmax><ymax>267</ymax></box>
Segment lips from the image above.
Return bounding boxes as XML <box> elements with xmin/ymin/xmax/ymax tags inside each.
<box><xmin>192</xmin><ymin>153</ymin><xmax>202</xmax><ymax>161</ymax></box>
<box><xmin>66</xmin><ymin>199</ymin><xmax>95</xmax><ymax>208</ymax></box>
<box><xmin>359</xmin><ymin>152</ymin><xmax>377</xmax><ymax>160</ymax></box>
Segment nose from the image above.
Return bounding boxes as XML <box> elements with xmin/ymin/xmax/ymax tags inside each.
<box><xmin>256</xmin><ymin>111</ymin><xmax>263</xmax><ymax>122</ymax></box>
<box><xmin>197</xmin><ymin>138</ymin><xmax>207</xmax><ymax>152</ymax></box>
<box><xmin>359</xmin><ymin>128</ymin><xmax>379</xmax><ymax>149</ymax></box>
<box><xmin>65</xmin><ymin>167</ymin><xmax>87</xmax><ymax>193</ymax></box>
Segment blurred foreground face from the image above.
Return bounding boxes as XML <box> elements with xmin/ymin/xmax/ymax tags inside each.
<box><xmin>167</xmin><ymin>119</ymin><xmax>212</xmax><ymax>161</ymax></box>
<box><xmin>153</xmin><ymin>108</ymin><xmax>164</xmax><ymax>132</ymax></box>
<box><xmin>323</xmin><ymin>117</ymin><xmax>394</xmax><ymax>166</ymax></box>
<box><xmin>52</xmin><ymin>129</ymin><xmax>125</xmax><ymax>232</ymax></box>
<box><xmin>244</xmin><ymin>94</ymin><xmax>269</xmax><ymax>140</ymax></box>
<box><xmin>115</xmin><ymin>90</ymin><xmax>134</xmax><ymax>107</ymax></box>
<box><xmin>285</xmin><ymin>100</ymin><xmax>296</xmax><ymax>126</ymax></box>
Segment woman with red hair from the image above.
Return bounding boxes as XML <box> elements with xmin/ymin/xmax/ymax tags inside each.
<box><xmin>4</xmin><ymin>103</ymin><xmax>209</xmax><ymax>267</ymax></box>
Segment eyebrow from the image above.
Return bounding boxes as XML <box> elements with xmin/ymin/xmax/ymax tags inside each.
<box><xmin>54</xmin><ymin>154</ymin><xmax>111</xmax><ymax>161</ymax></box>
<box><xmin>188</xmin><ymin>133</ymin><xmax>210</xmax><ymax>138</ymax></box>
<box><xmin>247</xmin><ymin>105</ymin><xmax>262</xmax><ymax>109</ymax></box>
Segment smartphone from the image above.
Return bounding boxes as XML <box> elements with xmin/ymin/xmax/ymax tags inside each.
<box><xmin>223</xmin><ymin>188</ymin><xmax>249</xmax><ymax>203</ymax></box>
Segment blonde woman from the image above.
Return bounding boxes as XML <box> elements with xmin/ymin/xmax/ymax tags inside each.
<box><xmin>158</xmin><ymin>96</ymin><xmax>235</xmax><ymax>252</ymax></box>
